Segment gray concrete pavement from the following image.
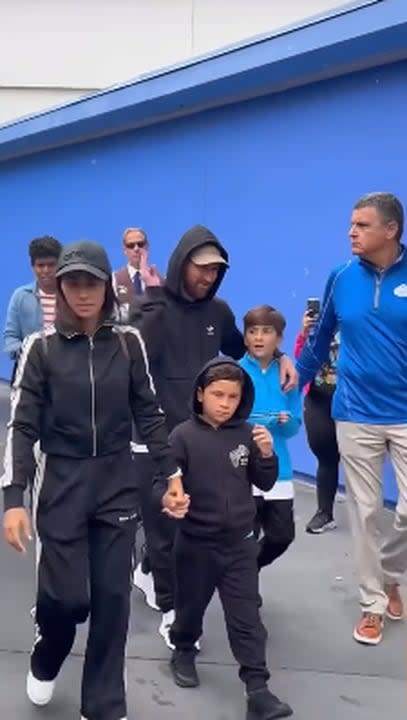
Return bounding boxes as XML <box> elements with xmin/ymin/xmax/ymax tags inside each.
<box><xmin>0</xmin><ymin>483</ymin><xmax>405</xmax><ymax>719</ymax></box>
<box><xmin>0</xmin><ymin>379</ymin><xmax>405</xmax><ymax>718</ymax></box>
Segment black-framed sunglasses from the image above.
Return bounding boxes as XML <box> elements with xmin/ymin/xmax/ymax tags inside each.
<box><xmin>125</xmin><ymin>241</ymin><xmax>146</xmax><ymax>250</ymax></box>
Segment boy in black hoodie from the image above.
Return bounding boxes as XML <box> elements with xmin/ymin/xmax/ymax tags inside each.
<box><xmin>159</xmin><ymin>358</ymin><xmax>293</xmax><ymax>720</ymax></box>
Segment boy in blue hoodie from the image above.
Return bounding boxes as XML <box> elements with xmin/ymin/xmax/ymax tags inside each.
<box><xmin>240</xmin><ymin>305</ymin><xmax>302</xmax><ymax>569</ymax></box>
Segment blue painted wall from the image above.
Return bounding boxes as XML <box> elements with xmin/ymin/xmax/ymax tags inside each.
<box><xmin>1</xmin><ymin>60</ymin><xmax>405</xmax><ymax>502</ymax></box>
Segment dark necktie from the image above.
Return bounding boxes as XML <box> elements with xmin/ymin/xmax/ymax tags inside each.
<box><xmin>133</xmin><ymin>271</ymin><xmax>143</xmax><ymax>296</ymax></box>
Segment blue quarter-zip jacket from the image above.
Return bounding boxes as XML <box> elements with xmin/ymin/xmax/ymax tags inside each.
<box><xmin>296</xmin><ymin>247</ymin><xmax>407</xmax><ymax>424</ymax></box>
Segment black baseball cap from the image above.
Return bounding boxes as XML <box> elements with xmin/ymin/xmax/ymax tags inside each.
<box><xmin>56</xmin><ymin>241</ymin><xmax>112</xmax><ymax>281</ymax></box>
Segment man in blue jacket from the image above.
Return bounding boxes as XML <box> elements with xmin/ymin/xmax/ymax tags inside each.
<box><xmin>297</xmin><ymin>192</ymin><xmax>407</xmax><ymax>646</ymax></box>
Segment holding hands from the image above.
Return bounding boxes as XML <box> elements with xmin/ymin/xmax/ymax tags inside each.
<box><xmin>162</xmin><ymin>475</ymin><xmax>190</xmax><ymax>519</ymax></box>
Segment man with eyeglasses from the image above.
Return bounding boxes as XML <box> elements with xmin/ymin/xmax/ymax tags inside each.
<box><xmin>113</xmin><ymin>227</ymin><xmax>161</xmax><ymax>321</ymax></box>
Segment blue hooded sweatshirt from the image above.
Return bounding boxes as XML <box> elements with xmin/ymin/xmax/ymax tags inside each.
<box><xmin>296</xmin><ymin>247</ymin><xmax>407</xmax><ymax>424</ymax></box>
<box><xmin>239</xmin><ymin>354</ymin><xmax>302</xmax><ymax>499</ymax></box>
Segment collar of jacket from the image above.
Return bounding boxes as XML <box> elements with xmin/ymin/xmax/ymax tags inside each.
<box><xmin>55</xmin><ymin>320</ymin><xmax>114</xmax><ymax>340</ymax></box>
<box><xmin>243</xmin><ymin>353</ymin><xmax>279</xmax><ymax>373</ymax></box>
<box><xmin>359</xmin><ymin>244</ymin><xmax>405</xmax><ymax>273</ymax></box>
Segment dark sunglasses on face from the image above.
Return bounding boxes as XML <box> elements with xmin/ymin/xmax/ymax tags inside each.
<box><xmin>125</xmin><ymin>240</ymin><xmax>146</xmax><ymax>250</ymax></box>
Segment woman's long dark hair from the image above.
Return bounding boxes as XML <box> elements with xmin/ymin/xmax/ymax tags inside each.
<box><xmin>56</xmin><ymin>275</ymin><xmax>118</xmax><ymax>334</ymax></box>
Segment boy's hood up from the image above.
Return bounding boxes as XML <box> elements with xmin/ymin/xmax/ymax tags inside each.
<box><xmin>192</xmin><ymin>356</ymin><xmax>254</xmax><ymax>422</ymax></box>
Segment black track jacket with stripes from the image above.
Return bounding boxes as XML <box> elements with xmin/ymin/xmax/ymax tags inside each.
<box><xmin>1</xmin><ymin>324</ymin><xmax>179</xmax><ymax>511</ymax></box>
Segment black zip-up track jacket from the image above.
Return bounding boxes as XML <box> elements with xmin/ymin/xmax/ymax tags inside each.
<box><xmin>2</xmin><ymin>324</ymin><xmax>178</xmax><ymax>511</ymax></box>
<box><xmin>155</xmin><ymin>357</ymin><xmax>279</xmax><ymax>542</ymax></box>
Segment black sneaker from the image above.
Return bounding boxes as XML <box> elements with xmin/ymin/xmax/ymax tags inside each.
<box><xmin>306</xmin><ymin>510</ymin><xmax>336</xmax><ymax>534</ymax></box>
<box><xmin>170</xmin><ymin>649</ymin><xmax>199</xmax><ymax>688</ymax></box>
<box><xmin>246</xmin><ymin>688</ymin><xmax>293</xmax><ymax>719</ymax></box>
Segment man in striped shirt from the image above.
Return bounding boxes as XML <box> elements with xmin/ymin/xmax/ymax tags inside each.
<box><xmin>3</xmin><ymin>236</ymin><xmax>62</xmax><ymax>376</ymax></box>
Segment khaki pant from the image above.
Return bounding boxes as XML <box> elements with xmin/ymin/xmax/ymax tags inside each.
<box><xmin>336</xmin><ymin>421</ymin><xmax>407</xmax><ymax>615</ymax></box>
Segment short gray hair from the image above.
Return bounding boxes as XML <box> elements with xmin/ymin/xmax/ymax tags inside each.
<box><xmin>122</xmin><ymin>227</ymin><xmax>148</xmax><ymax>244</ymax></box>
<box><xmin>354</xmin><ymin>192</ymin><xmax>404</xmax><ymax>242</ymax></box>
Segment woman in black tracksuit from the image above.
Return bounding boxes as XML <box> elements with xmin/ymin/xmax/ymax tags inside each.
<box><xmin>1</xmin><ymin>241</ymin><xmax>185</xmax><ymax>720</ymax></box>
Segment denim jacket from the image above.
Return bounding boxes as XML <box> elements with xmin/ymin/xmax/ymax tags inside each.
<box><xmin>3</xmin><ymin>283</ymin><xmax>43</xmax><ymax>359</ymax></box>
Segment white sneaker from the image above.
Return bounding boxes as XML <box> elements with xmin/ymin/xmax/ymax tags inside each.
<box><xmin>133</xmin><ymin>563</ymin><xmax>159</xmax><ymax>610</ymax></box>
<box><xmin>159</xmin><ymin>610</ymin><xmax>201</xmax><ymax>652</ymax></box>
<box><xmin>26</xmin><ymin>669</ymin><xmax>55</xmax><ymax>706</ymax></box>
<box><xmin>159</xmin><ymin>610</ymin><xmax>175</xmax><ymax>649</ymax></box>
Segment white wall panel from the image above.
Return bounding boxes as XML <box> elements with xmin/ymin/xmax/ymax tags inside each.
<box><xmin>0</xmin><ymin>1</ymin><xmax>363</xmax><ymax>123</ymax></box>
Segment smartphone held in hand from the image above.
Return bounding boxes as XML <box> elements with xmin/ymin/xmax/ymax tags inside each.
<box><xmin>306</xmin><ymin>298</ymin><xmax>321</xmax><ymax>318</ymax></box>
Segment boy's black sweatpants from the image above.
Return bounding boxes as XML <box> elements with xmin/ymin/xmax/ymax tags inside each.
<box><xmin>32</xmin><ymin>449</ymin><xmax>139</xmax><ymax>720</ymax></box>
<box><xmin>170</xmin><ymin>530</ymin><xmax>270</xmax><ymax>692</ymax></box>
<box><xmin>254</xmin><ymin>497</ymin><xmax>295</xmax><ymax>569</ymax></box>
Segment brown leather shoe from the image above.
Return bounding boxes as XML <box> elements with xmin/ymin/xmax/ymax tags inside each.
<box><xmin>353</xmin><ymin>613</ymin><xmax>383</xmax><ymax>645</ymax></box>
<box><xmin>385</xmin><ymin>584</ymin><xmax>404</xmax><ymax>621</ymax></box>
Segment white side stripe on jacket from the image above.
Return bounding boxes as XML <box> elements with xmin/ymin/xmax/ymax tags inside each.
<box><xmin>1</xmin><ymin>332</ymin><xmax>42</xmax><ymax>490</ymax></box>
